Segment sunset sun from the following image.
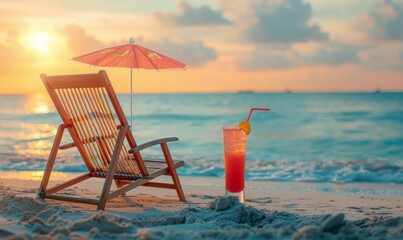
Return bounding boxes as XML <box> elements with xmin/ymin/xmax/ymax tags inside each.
<box><xmin>29</xmin><ymin>32</ymin><xmax>50</xmax><ymax>52</ymax></box>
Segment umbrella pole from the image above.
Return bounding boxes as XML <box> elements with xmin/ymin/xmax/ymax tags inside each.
<box><xmin>130</xmin><ymin>67</ymin><xmax>133</xmax><ymax>130</ymax></box>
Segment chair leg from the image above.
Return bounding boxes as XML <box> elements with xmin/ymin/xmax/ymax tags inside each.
<box><xmin>98</xmin><ymin>126</ymin><xmax>128</xmax><ymax>210</ymax></box>
<box><xmin>114</xmin><ymin>180</ymin><xmax>127</xmax><ymax>196</ymax></box>
<box><xmin>160</xmin><ymin>142</ymin><xmax>186</xmax><ymax>201</ymax></box>
<box><xmin>46</xmin><ymin>173</ymin><xmax>92</xmax><ymax>194</ymax></box>
<box><xmin>38</xmin><ymin>124</ymin><xmax>66</xmax><ymax>198</ymax></box>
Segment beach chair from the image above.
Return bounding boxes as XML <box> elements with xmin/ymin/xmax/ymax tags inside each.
<box><xmin>37</xmin><ymin>70</ymin><xmax>185</xmax><ymax>210</ymax></box>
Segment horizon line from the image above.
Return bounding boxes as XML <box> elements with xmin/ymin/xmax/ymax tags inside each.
<box><xmin>1</xmin><ymin>90</ymin><xmax>403</xmax><ymax>95</ymax></box>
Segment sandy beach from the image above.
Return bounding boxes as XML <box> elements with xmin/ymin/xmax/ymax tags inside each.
<box><xmin>0</xmin><ymin>173</ymin><xmax>402</xmax><ymax>239</ymax></box>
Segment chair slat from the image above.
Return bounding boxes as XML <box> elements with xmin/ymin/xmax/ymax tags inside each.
<box><xmin>73</xmin><ymin>88</ymin><xmax>108</xmax><ymax>171</ymax></box>
<box><xmin>80</xmin><ymin>88</ymin><xmax>114</xmax><ymax>169</ymax></box>
<box><xmin>69</xmin><ymin>88</ymin><xmax>104</xmax><ymax>171</ymax></box>
<box><xmin>59</xmin><ymin>88</ymin><xmax>103</xmax><ymax>171</ymax></box>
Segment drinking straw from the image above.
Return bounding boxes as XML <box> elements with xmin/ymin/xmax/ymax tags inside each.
<box><xmin>247</xmin><ymin>107</ymin><xmax>270</xmax><ymax>122</ymax></box>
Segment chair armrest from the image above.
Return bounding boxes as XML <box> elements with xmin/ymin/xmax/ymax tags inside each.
<box><xmin>59</xmin><ymin>142</ymin><xmax>76</xmax><ymax>150</ymax></box>
<box><xmin>129</xmin><ymin>137</ymin><xmax>179</xmax><ymax>153</ymax></box>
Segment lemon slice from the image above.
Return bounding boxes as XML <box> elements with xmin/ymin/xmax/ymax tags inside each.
<box><xmin>239</xmin><ymin>121</ymin><xmax>251</xmax><ymax>135</ymax></box>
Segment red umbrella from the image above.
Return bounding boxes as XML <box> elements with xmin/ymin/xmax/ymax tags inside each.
<box><xmin>72</xmin><ymin>37</ymin><xmax>186</xmax><ymax>128</ymax></box>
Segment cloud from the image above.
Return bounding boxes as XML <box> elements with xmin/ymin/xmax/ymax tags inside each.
<box><xmin>62</xmin><ymin>25</ymin><xmax>107</xmax><ymax>55</ymax></box>
<box><xmin>154</xmin><ymin>1</ymin><xmax>231</xmax><ymax>26</ymax></box>
<box><xmin>0</xmin><ymin>30</ymin><xmax>31</xmax><ymax>73</ymax></box>
<box><xmin>359</xmin><ymin>45</ymin><xmax>403</xmax><ymax>72</ymax></box>
<box><xmin>137</xmin><ymin>38</ymin><xmax>217</xmax><ymax>67</ymax></box>
<box><xmin>304</xmin><ymin>42</ymin><xmax>362</xmax><ymax>65</ymax></box>
<box><xmin>238</xmin><ymin>49</ymin><xmax>297</xmax><ymax>70</ymax></box>
<box><xmin>360</xmin><ymin>0</ymin><xmax>403</xmax><ymax>40</ymax></box>
<box><xmin>229</xmin><ymin>0</ymin><xmax>328</xmax><ymax>43</ymax></box>
<box><xmin>238</xmin><ymin>42</ymin><xmax>362</xmax><ymax>70</ymax></box>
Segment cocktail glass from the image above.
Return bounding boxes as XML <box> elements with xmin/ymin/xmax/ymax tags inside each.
<box><xmin>222</xmin><ymin>125</ymin><xmax>247</xmax><ymax>203</ymax></box>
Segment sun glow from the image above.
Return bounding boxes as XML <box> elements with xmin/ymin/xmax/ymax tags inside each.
<box><xmin>29</xmin><ymin>32</ymin><xmax>51</xmax><ymax>52</ymax></box>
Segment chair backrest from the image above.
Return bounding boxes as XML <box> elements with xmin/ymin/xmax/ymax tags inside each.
<box><xmin>41</xmin><ymin>70</ymin><xmax>145</xmax><ymax>177</ymax></box>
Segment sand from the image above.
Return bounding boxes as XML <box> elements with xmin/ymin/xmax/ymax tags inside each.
<box><xmin>0</xmin><ymin>173</ymin><xmax>402</xmax><ymax>239</ymax></box>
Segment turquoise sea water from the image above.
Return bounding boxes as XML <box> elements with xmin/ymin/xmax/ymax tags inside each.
<box><xmin>0</xmin><ymin>92</ymin><xmax>402</xmax><ymax>184</ymax></box>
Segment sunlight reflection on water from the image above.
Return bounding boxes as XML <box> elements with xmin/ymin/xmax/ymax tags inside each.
<box><xmin>24</xmin><ymin>92</ymin><xmax>54</xmax><ymax>114</ymax></box>
<box><xmin>0</xmin><ymin>170</ymin><xmax>72</xmax><ymax>181</ymax></box>
<box><xmin>14</xmin><ymin>123</ymin><xmax>57</xmax><ymax>156</ymax></box>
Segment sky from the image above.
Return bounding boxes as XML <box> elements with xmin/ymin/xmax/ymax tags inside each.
<box><xmin>0</xmin><ymin>0</ymin><xmax>402</xmax><ymax>94</ymax></box>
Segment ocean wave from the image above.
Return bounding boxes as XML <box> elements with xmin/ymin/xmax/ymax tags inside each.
<box><xmin>179</xmin><ymin>158</ymin><xmax>403</xmax><ymax>184</ymax></box>
<box><xmin>2</xmin><ymin>154</ymin><xmax>400</xmax><ymax>185</ymax></box>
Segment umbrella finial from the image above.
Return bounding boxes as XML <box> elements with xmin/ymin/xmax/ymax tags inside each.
<box><xmin>129</xmin><ymin>37</ymin><xmax>135</xmax><ymax>44</ymax></box>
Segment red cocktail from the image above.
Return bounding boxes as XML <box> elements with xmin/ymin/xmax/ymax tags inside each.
<box><xmin>223</xmin><ymin>125</ymin><xmax>247</xmax><ymax>203</ymax></box>
<box><xmin>224</xmin><ymin>151</ymin><xmax>245</xmax><ymax>192</ymax></box>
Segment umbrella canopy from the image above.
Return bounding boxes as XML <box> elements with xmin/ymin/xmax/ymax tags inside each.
<box><xmin>72</xmin><ymin>38</ymin><xmax>186</xmax><ymax>70</ymax></box>
<box><xmin>72</xmin><ymin>37</ymin><xmax>186</xmax><ymax>129</ymax></box>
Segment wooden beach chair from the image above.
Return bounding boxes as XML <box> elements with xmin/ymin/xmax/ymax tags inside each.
<box><xmin>37</xmin><ymin>70</ymin><xmax>185</xmax><ymax>210</ymax></box>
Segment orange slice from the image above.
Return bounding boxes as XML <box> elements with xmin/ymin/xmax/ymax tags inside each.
<box><xmin>239</xmin><ymin>121</ymin><xmax>251</xmax><ymax>135</ymax></box>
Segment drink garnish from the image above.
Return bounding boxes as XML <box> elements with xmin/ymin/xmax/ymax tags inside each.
<box><xmin>239</xmin><ymin>120</ymin><xmax>251</xmax><ymax>135</ymax></box>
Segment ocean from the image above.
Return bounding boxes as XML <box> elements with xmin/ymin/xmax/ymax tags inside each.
<box><xmin>0</xmin><ymin>92</ymin><xmax>402</xmax><ymax>186</ymax></box>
